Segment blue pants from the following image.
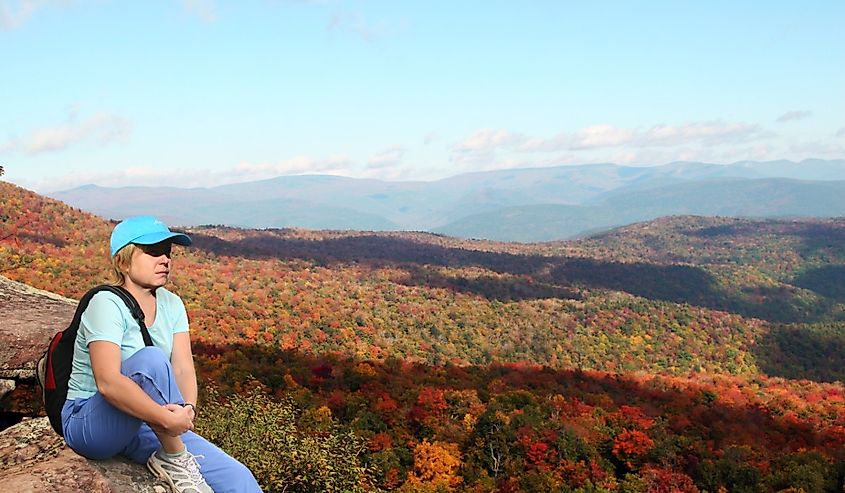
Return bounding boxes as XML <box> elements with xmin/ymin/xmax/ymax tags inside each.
<box><xmin>62</xmin><ymin>346</ymin><xmax>262</xmax><ymax>493</ymax></box>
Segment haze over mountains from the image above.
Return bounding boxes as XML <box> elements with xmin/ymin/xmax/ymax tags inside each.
<box><xmin>50</xmin><ymin>159</ymin><xmax>845</xmax><ymax>242</ymax></box>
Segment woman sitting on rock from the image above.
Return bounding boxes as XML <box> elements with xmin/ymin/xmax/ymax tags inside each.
<box><xmin>62</xmin><ymin>216</ymin><xmax>261</xmax><ymax>493</ymax></box>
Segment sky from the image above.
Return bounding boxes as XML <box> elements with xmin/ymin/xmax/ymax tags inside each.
<box><xmin>1</xmin><ymin>0</ymin><xmax>844</xmax><ymax>193</ymax></box>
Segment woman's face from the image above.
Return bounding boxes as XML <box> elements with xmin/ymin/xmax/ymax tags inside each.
<box><xmin>126</xmin><ymin>241</ymin><xmax>173</xmax><ymax>290</ymax></box>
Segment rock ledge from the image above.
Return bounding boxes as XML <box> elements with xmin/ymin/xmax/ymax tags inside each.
<box><xmin>0</xmin><ymin>416</ymin><xmax>166</xmax><ymax>492</ymax></box>
<box><xmin>0</xmin><ymin>276</ymin><xmax>166</xmax><ymax>492</ymax></box>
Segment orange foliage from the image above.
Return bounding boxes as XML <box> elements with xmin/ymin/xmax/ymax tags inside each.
<box><xmin>640</xmin><ymin>467</ymin><xmax>700</xmax><ymax>493</ymax></box>
<box><xmin>7</xmin><ymin>182</ymin><xmax>845</xmax><ymax>491</ymax></box>
<box><xmin>406</xmin><ymin>439</ymin><xmax>462</xmax><ymax>490</ymax></box>
<box><xmin>612</xmin><ymin>429</ymin><xmax>655</xmax><ymax>469</ymax></box>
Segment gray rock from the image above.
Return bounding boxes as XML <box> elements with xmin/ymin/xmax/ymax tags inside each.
<box><xmin>0</xmin><ymin>416</ymin><xmax>167</xmax><ymax>492</ymax></box>
<box><xmin>0</xmin><ymin>276</ymin><xmax>168</xmax><ymax>491</ymax></box>
<box><xmin>0</xmin><ymin>378</ymin><xmax>14</xmax><ymax>400</ymax></box>
<box><xmin>0</xmin><ymin>275</ymin><xmax>76</xmax><ymax>382</ymax></box>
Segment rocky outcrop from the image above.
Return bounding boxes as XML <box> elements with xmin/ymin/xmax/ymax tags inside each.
<box><xmin>0</xmin><ymin>276</ymin><xmax>166</xmax><ymax>492</ymax></box>
<box><xmin>0</xmin><ymin>416</ymin><xmax>165</xmax><ymax>492</ymax></box>
<box><xmin>0</xmin><ymin>276</ymin><xmax>75</xmax><ymax>401</ymax></box>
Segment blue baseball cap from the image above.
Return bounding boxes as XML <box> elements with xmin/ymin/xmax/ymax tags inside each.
<box><xmin>110</xmin><ymin>215</ymin><xmax>192</xmax><ymax>257</ymax></box>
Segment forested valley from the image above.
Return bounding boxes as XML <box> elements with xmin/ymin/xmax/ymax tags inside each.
<box><xmin>3</xmin><ymin>180</ymin><xmax>845</xmax><ymax>492</ymax></box>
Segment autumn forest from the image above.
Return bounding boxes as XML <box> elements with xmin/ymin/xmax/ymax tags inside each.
<box><xmin>3</xmin><ymin>180</ymin><xmax>845</xmax><ymax>492</ymax></box>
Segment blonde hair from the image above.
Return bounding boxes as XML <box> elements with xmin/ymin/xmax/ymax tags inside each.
<box><xmin>110</xmin><ymin>243</ymin><xmax>139</xmax><ymax>286</ymax></box>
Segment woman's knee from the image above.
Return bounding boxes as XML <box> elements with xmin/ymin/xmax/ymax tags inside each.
<box><xmin>121</xmin><ymin>346</ymin><xmax>170</xmax><ymax>375</ymax></box>
<box><xmin>120</xmin><ymin>347</ymin><xmax>181</xmax><ymax>404</ymax></box>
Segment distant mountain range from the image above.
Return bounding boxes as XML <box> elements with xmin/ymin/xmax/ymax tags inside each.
<box><xmin>49</xmin><ymin>159</ymin><xmax>845</xmax><ymax>242</ymax></box>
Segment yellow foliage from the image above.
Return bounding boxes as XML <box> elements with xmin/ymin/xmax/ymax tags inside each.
<box><xmin>462</xmin><ymin>413</ymin><xmax>477</xmax><ymax>432</ymax></box>
<box><xmin>283</xmin><ymin>373</ymin><xmax>301</xmax><ymax>389</ymax></box>
<box><xmin>405</xmin><ymin>439</ymin><xmax>462</xmax><ymax>491</ymax></box>
<box><xmin>299</xmin><ymin>405</ymin><xmax>334</xmax><ymax>432</ymax></box>
<box><xmin>354</xmin><ymin>361</ymin><xmax>378</xmax><ymax>377</ymax></box>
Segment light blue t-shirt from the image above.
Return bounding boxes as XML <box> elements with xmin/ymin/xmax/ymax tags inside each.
<box><xmin>67</xmin><ymin>287</ymin><xmax>189</xmax><ymax>400</ymax></box>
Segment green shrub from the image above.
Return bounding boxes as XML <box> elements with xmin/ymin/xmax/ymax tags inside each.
<box><xmin>196</xmin><ymin>385</ymin><xmax>380</xmax><ymax>493</ymax></box>
<box><xmin>763</xmin><ymin>450</ymin><xmax>838</xmax><ymax>493</ymax></box>
<box><xmin>697</xmin><ymin>445</ymin><xmax>762</xmax><ymax>493</ymax></box>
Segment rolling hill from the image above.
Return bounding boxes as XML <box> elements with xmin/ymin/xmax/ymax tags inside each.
<box><xmin>48</xmin><ymin>159</ymin><xmax>845</xmax><ymax>241</ymax></box>
<box><xmin>437</xmin><ymin>178</ymin><xmax>845</xmax><ymax>241</ymax></box>
<box><xmin>5</xmin><ymin>180</ymin><xmax>845</xmax><ymax>491</ymax></box>
<box><xmin>7</xmin><ymin>179</ymin><xmax>845</xmax><ymax>378</ymax></box>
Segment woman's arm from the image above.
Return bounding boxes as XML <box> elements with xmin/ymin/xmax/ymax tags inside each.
<box><xmin>90</xmin><ymin>340</ymin><xmax>192</xmax><ymax>436</ymax></box>
<box><xmin>171</xmin><ymin>332</ymin><xmax>198</xmax><ymax>416</ymax></box>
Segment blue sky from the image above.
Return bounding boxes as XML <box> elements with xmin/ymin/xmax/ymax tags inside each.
<box><xmin>1</xmin><ymin>0</ymin><xmax>843</xmax><ymax>192</ymax></box>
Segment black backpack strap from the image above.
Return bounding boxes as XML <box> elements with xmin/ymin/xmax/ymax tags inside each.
<box><xmin>89</xmin><ymin>285</ymin><xmax>155</xmax><ymax>347</ymax></box>
<box><xmin>42</xmin><ymin>285</ymin><xmax>156</xmax><ymax>438</ymax></box>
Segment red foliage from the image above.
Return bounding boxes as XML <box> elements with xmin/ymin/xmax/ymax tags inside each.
<box><xmin>640</xmin><ymin>467</ymin><xmax>700</xmax><ymax>493</ymax></box>
<box><xmin>372</xmin><ymin>391</ymin><xmax>399</xmax><ymax>420</ymax></box>
<box><xmin>612</xmin><ymin>429</ymin><xmax>655</xmax><ymax>469</ymax></box>
<box><xmin>557</xmin><ymin>460</ymin><xmax>591</xmax><ymax>488</ymax></box>
<box><xmin>7</xmin><ymin>183</ymin><xmax>845</xmax><ymax>491</ymax></box>
<box><xmin>410</xmin><ymin>386</ymin><xmax>448</xmax><ymax>421</ymax></box>
<box><xmin>616</xmin><ymin>405</ymin><xmax>655</xmax><ymax>429</ymax></box>
<box><xmin>368</xmin><ymin>432</ymin><xmax>393</xmax><ymax>452</ymax></box>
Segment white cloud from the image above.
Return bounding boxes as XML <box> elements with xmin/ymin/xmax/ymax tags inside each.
<box><xmin>25</xmin><ymin>167</ymin><xmax>178</xmax><ymax>193</ymax></box>
<box><xmin>327</xmin><ymin>10</ymin><xmax>408</xmax><ymax>41</ymax></box>
<box><xmin>518</xmin><ymin>121</ymin><xmax>767</xmax><ymax>153</ymax></box>
<box><xmin>449</xmin><ymin>148</ymin><xmax>496</xmax><ymax>168</ymax></box>
<box><xmin>1</xmin><ymin>112</ymin><xmax>132</xmax><ymax>155</ymax></box>
<box><xmin>508</xmin><ymin>154</ymin><xmax>582</xmax><ymax>169</ymax></box>
<box><xmin>448</xmin><ymin>142</ymin><xmax>581</xmax><ymax>175</ymax></box>
<box><xmin>453</xmin><ymin>128</ymin><xmax>525</xmax><ymax>153</ymax></box>
<box><xmin>520</xmin><ymin>125</ymin><xmax>636</xmax><ymax>152</ymax></box>
<box><xmin>359</xmin><ymin>162</ymin><xmax>428</xmax><ymax>182</ymax></box>
<box><xmin>718</xmin><ymin>143</ymin><xmax>779</xmax><ymax>162</ymax></box>
<box><xmin>0</xmin><ymin>0</ymin><xmax>59</xmax><ymax>30</ymax></box>
<box><xmin>776</xmin><ymin>110</ymin><xmax>813</xmax><ymax>123</ymax></box>
<box><xmin>446</xmin><ymin>119</ymin><xmax>790</xmax><ymax>176</ymax></box>
<box><xmin>836</xmin><ymin>127</ymin><xmax>845</xmax><ymax>138</ymax></box>
<box><xmin>450</xmin><ymin>129</ymin><xmax>527</xmax><ymax>171</ymax></box>
<box><xmin>603</xmin><ymin>144</ymin><xmax>779</xmax><ymax>166</ymax></box>
<box><xmin>27</xmin><ymin>154</ymin><xmax>357</xmax><ymax>193</ymax></box>
<box><xmin>0</xmin><ymin>0</ymin><xmax>218</xmax><ymax>30</ymax></box>
<box><xmin>0</xmin><ymin>0</ymin><xmax>218</xmax><ymax>29</ymax></box>
<box><xmin>181</xmin><ymin>0</ymin><xmax>216</xmax><ymax>22</ymax></box>
<box><xmin>366</xmin><ymin>147</ymin><xmax>405</xmax><ymax>169</ymax></box>
<box><xmin>233</xmin><ymin>155</ymin><xmax>353</xmax><ymax>178</ymax></box>
<box><xmin>787</xmin><ymin>140</ymin><xmax>845</xmax><ymax>158</ymax></box>
<box><xmin>570</xmin><ymin>124</ymin><xmax>637</xmax><ymax>150</ymax></box>
<box><xmin>640</xmin><ymin>121</ymin><xmax>766</xmax><ymax>147</ymax></box>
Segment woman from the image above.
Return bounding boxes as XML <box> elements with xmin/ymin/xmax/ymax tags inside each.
<box><xmin>61</xmin><ymin>216</ymin><xmax>261</xmax><ymax>493</ymax></box>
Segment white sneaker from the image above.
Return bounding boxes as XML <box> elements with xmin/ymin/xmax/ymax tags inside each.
<box><xmin>147</xmin><ymin>449</ymin><xmax>214</xmax><ymax>493</ymax></box>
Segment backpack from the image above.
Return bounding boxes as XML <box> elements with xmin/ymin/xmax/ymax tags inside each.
<box><xmin>36</xmin><ymin>285</ymin><xmax>154</xmax><ymax>437</ymax></box>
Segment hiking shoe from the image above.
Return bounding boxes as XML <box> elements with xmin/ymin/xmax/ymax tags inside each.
<box><xmin>147</xmin><ymin>449</ymin><xmax>214</xmax><ymax>493</ymax></box>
